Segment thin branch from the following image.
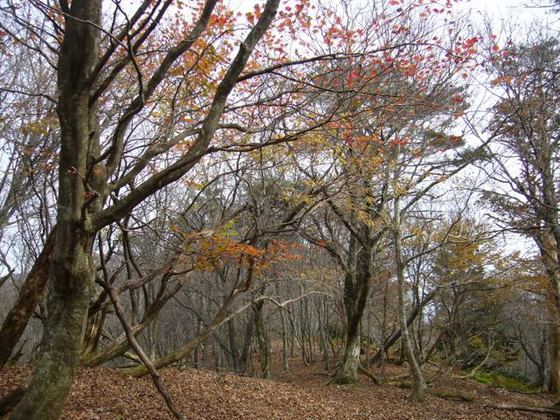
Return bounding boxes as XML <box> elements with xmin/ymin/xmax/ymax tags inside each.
<box><xmin>103</xmin><ymin>282</ymin><xmax>184</xmax><ymax>420</ymax></box>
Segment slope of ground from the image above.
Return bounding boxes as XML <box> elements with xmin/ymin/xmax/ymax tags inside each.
<box><xmin>0</xmin><ymin>362</ymin><xmax>556</xmax><ymax>419</ymax></box>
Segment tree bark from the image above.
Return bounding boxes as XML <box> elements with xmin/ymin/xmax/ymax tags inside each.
<box><xmin>0</xmin><ymin>230</ymin><xmax>55</xmax><ymax>368</ymax></box>
<box><xmin>239</xmin><ymin>311</ymin><xmax>255</xmax><ymax>374</ymax></box>
<box><xmin>254</xmin><ymin>300</ymin><xmax>270</xmax><ymax>378</ymax></box>
<box><xmin>10</xmin><ymin>2</ymin><xmax>102</xmax><ymax>418</ymax></box>
<box><xmin>393</xmin><ymin>192</ymin><xmax>426</xmax><ymax>401</ymax></box>
<box><xmin>548</xmin><ymin>312</ymin><xmax>560</xmax><ymax>394</ymax></box>
<box><xmin>332</xmin><ymin>239</ymin><xmax>372</xmax><ymax>384</ymax></box>
<box><xmin>536</xmin><ymin>232</ymin><xmax>560</xmax><ymax>394</ymax></box>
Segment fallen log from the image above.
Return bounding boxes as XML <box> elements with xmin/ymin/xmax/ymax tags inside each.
<box><xmin>487</xmin><ymin>403</ymin><xmax>560</xmax><ymax>417</ymax></box>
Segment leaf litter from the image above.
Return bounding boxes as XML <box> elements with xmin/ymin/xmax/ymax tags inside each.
<box><xmin>0</xmin><ymin>362</ymin><xmax>556</xmax><ymax>419</ymax></box>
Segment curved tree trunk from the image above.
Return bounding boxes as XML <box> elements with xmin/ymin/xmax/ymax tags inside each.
<box><xmin>0</xmin><ymin>230</ymin><xmax>55</xmax><ymax>368</ymax></box>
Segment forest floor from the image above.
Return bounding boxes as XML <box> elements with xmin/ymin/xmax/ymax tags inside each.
<box><xmin>0</xmin><ymin>361</ymin><xmax>557</xmax><ymax>419</ymax></box>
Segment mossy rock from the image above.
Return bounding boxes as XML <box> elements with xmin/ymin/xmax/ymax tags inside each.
<box><xmin>330</xmin><ymin>375</ymin><xmax>358</xmax><ymax>385</ymax></box>
<box><xmin>390</xmin><ymin>380</ymin><xmax>413</xmax><ymax>389</ymax></box>
<box><xmin>471</xmin><ymin>370</ymin><xmax>539</xmax><ymax>393</ymax></box>
<box><xmin>435</xmin><ymin>390</ymin><xmax>475</xmax><ymax>402</ymax></box>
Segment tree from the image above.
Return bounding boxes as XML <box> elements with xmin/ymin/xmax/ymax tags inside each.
<box><xmin>4</xmin><ymin>1</ymin><xmax>283</xmax><ymax>418</ymax></box>
<box><xmin>483</xmin><ymin>31</ymin><xmax>560</xmax><ymax>394</ymax></box>
<box><xmin>3</xmin><ymin>0</ymin><xmax>545</xmax><ymax>417</ymax></box>
<box><xmin>0</xmin><ymin>10</ymin><xmax>59</xmax><ymax>366</ymax></box>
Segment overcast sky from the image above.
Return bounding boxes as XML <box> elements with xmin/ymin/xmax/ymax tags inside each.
<box><xmin>468</xmin><ymin>0</ymin><xmax>556</xmax><ymax>28</ymax></box>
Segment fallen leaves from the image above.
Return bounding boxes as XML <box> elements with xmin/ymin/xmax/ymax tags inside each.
<box><xmin>0</xmin><ymin>362</ymin><xmax>555</xmax><ymax>419</ymax></box>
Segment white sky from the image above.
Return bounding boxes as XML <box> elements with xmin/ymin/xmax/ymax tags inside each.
<box><xmin>468</xmin><ymin>0</ymin><xmax>557</xmax><ymax>28</ymax></box>
<box><xmin>462</xmin><ymin>1</ymin><xmax>556</xmax><ymax>257</ymax></box>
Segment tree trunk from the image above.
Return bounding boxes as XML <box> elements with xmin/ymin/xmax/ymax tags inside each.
<box><xmin>227</xmin><ymin>318</ymin><xmax>241</xmax><ymax>372</ymax></box>
<box><xmin>333</xmin><ymin>325</ymin><xmax>361</xmax><ymax>384</ymax></box>
<box><xmin>393</xmin><ymin>193</ymin><xmax>426</xmax><ymax>401</ymax></box>
<box><xmin>548</xmin><ymin>317</ymin><xmax>560</xmax><ymax>393</ymax></box>
<box><xmin>332</xmin><ymin>240</ymin><xmax>372</xmax><ymax>384</ymax></box>
<box><xmin>301</xmin><ymin>296</ymin><xmax>314</xmax><ymax>364</ymax></box>
<box><xmin>11</xmin><ymin>2</ymin><xmax>101</xmax><ymax>418</ymax></box>
<box><xmin>537</xmin><ymin>232</ymin><xmax>560</xmax><ymax>394</ymax></box>
<box><xmin>280</xmin><ymin>307</ymin><xmax>290</xmax><ymax>371</ymax></box>
<box><xmin>0</xmin><ymin>231</ymin><xmax>54</xmax><ymax>368</ymax></box>
<box><xmin>254</xmin><ymin>301</ymin><xmax>270</xmax><ymax>378</ymax></box>
<box><xmin>318</xmin><ymin>297</ymin><xmax>329</xmax><ymax>370</ymax></box>
<box><xmin>239</xmin><ymin>312</ymin><xmax>255</xmax><ymax>374</ymax></box>
<box><xmin>83</xmin><ymin>284</ymin><xmax>178</xmax><ymax>367</ymax></box>
<box><xmin>82</xmin><ymin>307</ymin><xmax>107</xmax><ymax>357</ymax></box>
<box><xmin>10</xmin><ymin>247</ymin><xmax>93</xmax><ymax>420</ymax></box>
